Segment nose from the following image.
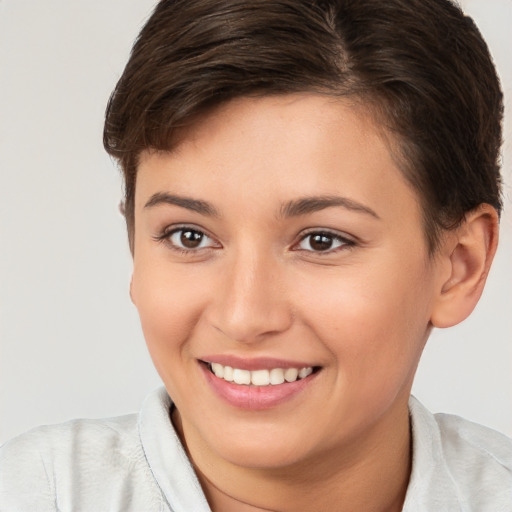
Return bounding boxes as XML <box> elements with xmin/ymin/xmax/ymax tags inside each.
<box><xmin>207</xmin><ymin>249</ymin><xmax>293</xmax><ymax>344</ymax></box>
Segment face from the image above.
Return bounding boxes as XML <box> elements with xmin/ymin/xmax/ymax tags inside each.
<box><xmin>131</xmin><ymin>94</ymin><xmax>443</xmax><ymax>470</ymax></box>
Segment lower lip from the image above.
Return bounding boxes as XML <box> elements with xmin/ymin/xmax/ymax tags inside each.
<box><xmin>199</xmin><ymin>363</ymin><xmax>319</xmax><ymax>410</ymax></box>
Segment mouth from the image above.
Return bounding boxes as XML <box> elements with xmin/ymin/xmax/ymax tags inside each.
<box><xmin>198</xmin><ymin>357</ymin><xmax>322</xmax><ymax>409</ymax></box>
<box><xmin>204</xmin><ymin>361</ymin><xmax>319</xmax><ymax>387</ymax></box>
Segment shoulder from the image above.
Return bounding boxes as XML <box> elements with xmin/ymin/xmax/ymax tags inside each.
<box><xmin>0</xmin><ymin>412</ymin><xmax>165</xmax><ymax>511</ymax></box>
<box><xmin>435</xmin><ymin>410</ymin><xmax>512</xmax><ymax>464</ymax></box>
<box><xmin>434</xmin><ymin>411</ymin><xmax>512</xmax><ymax>498</ymax></box>
<box><xmin>406</xmin><ymin>396</ymin><xmax>512</xmax><ymax>511</ymax></box>
<box><xmin>0</xmin><ymin>412</ymin><xmax>141</xmax><ymax>472</ymax></box>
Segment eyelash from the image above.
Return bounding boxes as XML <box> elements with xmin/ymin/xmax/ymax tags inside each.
<box><xmin>154</xmin><ymin>225</ymin><xmax>219</xmax><ymax>255</ymax></box>
<box><xmin>155</xmin><ymin>226</ymin><xmax>356</xmax><ymax>255</ymax></box>
<box><xmin>294</xmin><ymin>229</ymin><xmax>355</xmax><ymax>255</ymax></box>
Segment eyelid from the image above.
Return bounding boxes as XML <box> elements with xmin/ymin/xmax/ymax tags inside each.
<box><xmin>292</xmin><ymin>228</ymin><xmax>356</xmax><ymax>254</ymax></box>
<box><xmin>155</xmin><ymin>224</ymin><xmax>221</xmax><ymax>252</ymax></box>
<box><xmin>154</xmin><ymin>224</ymin><xmax>355</xmax><ymax>255</ymax></box>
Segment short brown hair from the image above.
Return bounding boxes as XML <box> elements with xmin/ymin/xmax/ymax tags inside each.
<box><xmin>104</xmin><ymin>0</ymin><xmax>503</xmax><ymax>253</ymax></box>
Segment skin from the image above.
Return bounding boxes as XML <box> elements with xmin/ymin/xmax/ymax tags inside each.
<box><xmin>130</xmin><ymin>94</ymin><xmax>498</xmax><ymax>512</ymax></box>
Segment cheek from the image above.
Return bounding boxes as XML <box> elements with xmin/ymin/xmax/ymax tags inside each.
<box><xmin>297</xmin><ymin>256</ymin><xmax>433</xmax><ymax>382</ymax></box>
<box><xmin>131</xmin><ymin>259</ymin><xmax>210</xmax><ymax>372</ymax></box>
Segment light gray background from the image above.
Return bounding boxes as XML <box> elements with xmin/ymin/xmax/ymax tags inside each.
<box><xmin>1</xmin><ymin>0</ymin><xmax>511</xmax><ymax>444</ymax></box>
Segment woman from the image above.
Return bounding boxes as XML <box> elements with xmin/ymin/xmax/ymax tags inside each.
<box><xmin>1</xmin><ymin>0</ymin><xmax>511</xmax><ymax>510</ymax></box>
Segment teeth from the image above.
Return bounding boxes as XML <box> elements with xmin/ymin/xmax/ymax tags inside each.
<box><xmin>251</xmin><ymin>369</ymin><xmax>270</xmax><ymax>386</ymax></box>
<box><xmin>298</xmin><ymin>367</ymin><xmax>313</xmax><ymax>379</ymax></box>
<box><xmin>233</xmin><ymin>369</ymin><xmax>251</xmax><ymax>385</ymax></box>
<box><xmin>223</xmin><ymin>366</ymin><xmax>234</xmax><ymax>382</ymax></box>
<box><xmin>269</xmin><ymin>368</ymin><xmax>285</xmax><ymax>385</ymax></box>
<box><xmin>208</xmin><ymin>362</ymin><xmax>314</xmax><ymax>386</ymax></box>
<box><xmin>211</xmin><ymin>362</ymin><xmax>224</xmax><ymax>378</ymax></box>
<box><xmin>284</xmin><ymin>368</ymin><xmax>298</xmax><ymax>382</ymax></box>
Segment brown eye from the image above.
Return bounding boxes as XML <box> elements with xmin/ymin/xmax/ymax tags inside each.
<box><xmin>180</xmin><ymin>229</ymin><xmax>203</xmax><ymax>248</ymax></box>
<box><xmin>309</xmin><ymin>234</ymin><xmax>334</xmax><ymax>251</ymax></box>
<box><xmin>167</xmin><ymin>228</ymin><xmax>216</xmax><ymax>251</ymax></box>
<box><xmin>297</xmin><ymin>231</ymin><xmax>351</xmax><ymax>253</ymax></box>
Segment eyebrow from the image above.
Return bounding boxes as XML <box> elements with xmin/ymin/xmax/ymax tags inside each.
<box><xmin>144</xmin><ymin>192</ymin><xmax>379</xmax><ymax>220</ymax></box>
<box><xmin>280</xmin><ymin>195</ymin><xmax>380</xmax><ymax>219</ymax></box>
<box><xmin>144</xmin><ymin>192</ymin><xmax>219</xmax><ymax>217</ymax></box>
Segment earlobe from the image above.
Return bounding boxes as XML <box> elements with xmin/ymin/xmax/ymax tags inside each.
<box><xmin>430</xmin><ymin>204</ymin><xmax>499</xmax><ymax>328</ymax></box>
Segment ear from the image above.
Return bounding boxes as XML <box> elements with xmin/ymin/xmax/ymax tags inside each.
<box><xmin>430</xmin><ymin>204</ymin><xmax>499</xmax><ymax>328</ymax></box>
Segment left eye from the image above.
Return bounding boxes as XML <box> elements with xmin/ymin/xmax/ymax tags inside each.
<box><xmin>297</xmin><ymin>232</ymin><xmax>350</xmax><ymax>252</ymax></box>
<box><xmin>168</xmin><ymin>228</ymin><xmax>215</xmax><ymax>250</ymax></box>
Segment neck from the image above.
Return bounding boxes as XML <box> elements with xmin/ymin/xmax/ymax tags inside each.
<box><xmin>172</xmin><ymin>397</ymin><xmax>412</xmax><ymax>512</ymax></box>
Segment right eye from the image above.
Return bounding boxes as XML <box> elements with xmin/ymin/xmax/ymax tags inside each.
<box><xmin>166</xmin><ymin>228</ymin><xmax>218</xmax><ymax>251</ymax></box>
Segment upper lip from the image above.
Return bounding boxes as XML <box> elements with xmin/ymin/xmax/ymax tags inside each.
<box><xmin>199</xmin><ymin>355</ymin><xmax>318</xmax><ymax>371</ymax></box>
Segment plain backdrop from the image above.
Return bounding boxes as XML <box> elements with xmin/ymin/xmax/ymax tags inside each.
<box><xmin>0</xmin><ymin>0</ymin><xmax>511</xmax><ymax>445</ymax></box>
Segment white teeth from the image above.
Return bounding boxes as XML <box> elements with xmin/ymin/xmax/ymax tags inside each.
<box><xmin>298</xmin><ymin>367</ymin><xmax>313</xmax><ymax>379</ymax></box>
<box><xmin>223</xmin><ymin>366</ymin><xmax>234</xmax><ymax>382</ymax></box>
<box><xmin>251</xmin><ymin>369</ymin><xmax>270</xmax><ymax>386</ymax></box>
<box><xmin>233</xmin><ymin>369</ymin><xmax>251</xmax><ymax>385</ymax></box>
<box><xmin>211</xmin><ymin>362</ymin><xmax>224</xmax><ymax>378</ymax></box>
<box><xmin>208</xmin><ymin>363</ymin><xmax>315</xmax><ymax>386</ymax></box>
<box><xmin>284</xmin><ymin>368</ymin><xmax>299</xmax><ymax>382</ymax></box>
<box><xmin>269</xmin><ymin>368</ymin><xmax>285</xmax><ymax>385</ymax></box>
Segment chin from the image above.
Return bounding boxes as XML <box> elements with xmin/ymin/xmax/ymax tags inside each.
<box><xmin>204</xmin><ymin>420</ymin><xmax>322</xmax><ymax>470</ymax></box>
<box><xmin>220</xmin><ymin>440</ymin><xmax>307</xmax><ymax>470</ymax></box>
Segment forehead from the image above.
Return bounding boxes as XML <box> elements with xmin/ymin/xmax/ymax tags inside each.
<box><xmin>135</xmin><ymin>94</ymin><xmax>420</xmax><ymax>225</ymax></box>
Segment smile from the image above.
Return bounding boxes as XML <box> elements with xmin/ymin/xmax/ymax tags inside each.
<box><xmin>199</xmin><ymin>359</ymin><xmax>321</xmax><ymax>409</ymax></box>
<box><xmin>208</xmin><ymin>362</ymin><xmax>314</xmax><ymax>386</ymax></box>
